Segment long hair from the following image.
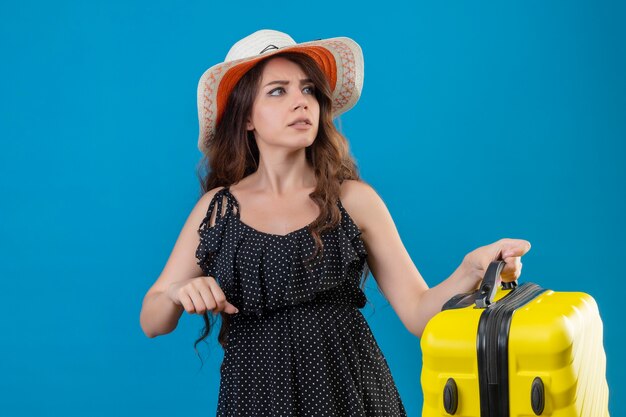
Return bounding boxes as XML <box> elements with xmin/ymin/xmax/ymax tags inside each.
<box><xmin>192</xmin><ymin>51</ymin><xmax>370</xmax><ymax>361</ymax></box>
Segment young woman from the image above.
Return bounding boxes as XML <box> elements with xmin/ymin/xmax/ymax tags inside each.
<box><xmin>140</xmin><ymin>29</ymin><xmax>530</xmax><ymax>416</ymax></box>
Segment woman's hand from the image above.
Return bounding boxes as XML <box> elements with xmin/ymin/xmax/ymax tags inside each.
<box><xmin>166</xmin><ymin>276</ymin><xmax>239</xmax><ymax>316</ymax></box>
<box><xmin>463</xmin><ymin>238</ymin><xmax>532</xmax><ymax>286</ymax></box>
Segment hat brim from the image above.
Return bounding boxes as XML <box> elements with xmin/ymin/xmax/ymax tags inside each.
<box><xmin>197</xmin><ymin>37</ymin><xmax>364</xmax><ymax>154</ymax></box>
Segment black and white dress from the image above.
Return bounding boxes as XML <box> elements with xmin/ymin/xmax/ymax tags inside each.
<box><xmin>195</xmin><ymin>186</ymin><xmax>408</xmax><ymax>417</ymax></box>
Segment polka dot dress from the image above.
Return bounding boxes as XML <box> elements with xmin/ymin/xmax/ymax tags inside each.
<box><xmin>195</xmin><ymin>186</ymin><xmax>408</xmax><ymax>417</ymax></box>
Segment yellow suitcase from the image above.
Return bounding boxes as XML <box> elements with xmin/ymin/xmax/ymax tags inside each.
<box><xmin>420</xmin><ymin>261</ymin><xmax>610</xmax><ymax>416</ymax></box>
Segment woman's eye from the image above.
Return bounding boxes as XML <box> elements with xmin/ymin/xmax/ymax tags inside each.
<box><xmin>268</xmin><ymin>87</ymin><xmax>285</xmax><ymax>96</ymax></box>
<box><xmin>268</xmin><ymin>86</ymin><xmax>316</xmax><ymax>96</ymax></box>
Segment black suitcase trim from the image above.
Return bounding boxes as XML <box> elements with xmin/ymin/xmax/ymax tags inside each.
<box><xmin>476</xmin><ymin>282</ymin><xmax>547</xmax><ymax>417</ymax></box>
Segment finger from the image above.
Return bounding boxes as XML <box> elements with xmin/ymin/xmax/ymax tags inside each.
<box><xmin>206</xmin><ymin>278</ymin><xmax>239</xmax><ymax>314</ymax></box>
<box><xmin>500</xmin><ymin>239</ymin><xmax>531</xmax><ymax>259</ymax></box>
<box><xmin>187</xmin><ymin>288</ymin><xmax>207</xmax><ymax>315</ymax></box>
<box><xmin>197</xmin><ymin>283</ymin><xmax>217</xmax><ymax>314</ymax></box>
<box><xmin>179</xmin><ymin>292</ymin><xmax>196</xmax><ymax>314</ymax></box>
<box><xmin>500</xmin><ymin>256</ymin><xmax>521</xmax><ymax>273</ymax></box>
<box><xmin>207</xmin><ymin>278</ymin><xmax>228</xmax><ymax>312</ymax></box>
<box><xmin>223</xmin><ymin>301</ymin><xmax>240</xmax><ymax>315</ymax></box>
<box><xmin>500</xmin><ymin>258</ymin><xmax>522</xmax><ymax>281</ymax></box>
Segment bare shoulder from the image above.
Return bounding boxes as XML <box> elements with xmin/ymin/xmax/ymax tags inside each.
<box><xmin>339</xmin><ymin>179</ymin><xmax>377</xmax><ymax>203</ymax></box>
<box><xmin>195</xmin><ymin>185</ymin><xmax>228</xmax><ymax>226</ymax></box>
<box><xmin>339</xmin><ymin>179</ymin><xmax>384</xmax><ymax>235</ymax></box>
<box><xmin>200</xmin><ymin>185</ymin><xmax>227</xmax><ymax>204</ymax></box>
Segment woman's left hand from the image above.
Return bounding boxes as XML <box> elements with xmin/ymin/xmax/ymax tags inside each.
<box><xmin>463</xmin><ymin>238</ymin><xmax>532</xmax><ymax>286</ymax></box>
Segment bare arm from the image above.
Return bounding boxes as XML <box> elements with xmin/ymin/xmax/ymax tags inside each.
<box><xmin>140</xmin><ymin>186</ymin><xmax>227</xmax><ymax>338</ymax></box>
<box><xmin>340</xmin><ymin>180</ymin><xmax>528</xmax><ymax>337</ymax></box>
<box><xmin>140</xmin><ymin>291</ymin><xmax>185</xmax><ymax>338</ymax></box>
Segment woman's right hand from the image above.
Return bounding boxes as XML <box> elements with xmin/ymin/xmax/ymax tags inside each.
<box><xmin>166</xmin><ymin>277</ymin><xmax>239</xmax><ymax>315</ymax></box>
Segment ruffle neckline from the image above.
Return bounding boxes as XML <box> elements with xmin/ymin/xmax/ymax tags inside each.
<box><xmin>195</xmin><ymin>187</ymin><xmax>368</xmax><ymax>317</ymax></box>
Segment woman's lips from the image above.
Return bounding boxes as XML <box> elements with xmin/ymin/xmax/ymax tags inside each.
<box><xmin>289</xmin><ymin>122</ymin><xmax>312</xmax><ymax>130</ymax></box>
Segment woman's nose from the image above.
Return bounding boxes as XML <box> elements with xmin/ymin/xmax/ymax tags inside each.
<box><xmin>292</xmin><ymin>90</ymin><xmax>308</xmax><ymax>110</ymax></box>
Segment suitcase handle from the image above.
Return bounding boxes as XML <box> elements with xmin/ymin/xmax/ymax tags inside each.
<box><xmin>442</xmin><ymin>260</ymin><xmax>517</xmax><ymax>310</ymax></box>
<box><xmin>475</xmin><ymin>260</ymin><xmax>514</xmax><ymax>308</ymax></box>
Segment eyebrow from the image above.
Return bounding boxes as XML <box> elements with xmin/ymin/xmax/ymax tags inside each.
<box><xmin>262</xmin><ymin>78</ymin><xmax>314</xmax><ymax>88</ymax></box>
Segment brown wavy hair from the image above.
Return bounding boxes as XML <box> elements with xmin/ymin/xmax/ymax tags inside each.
<box><xmin>192</xmin><ymin>51</ymin><xmax>370</xmax><ymax>363</ymax></box>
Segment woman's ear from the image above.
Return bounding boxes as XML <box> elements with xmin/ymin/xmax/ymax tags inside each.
<box><xmin>246</xmin><ymin>119</ymin><xmax>254</xmax><ymax>131</ymax></box>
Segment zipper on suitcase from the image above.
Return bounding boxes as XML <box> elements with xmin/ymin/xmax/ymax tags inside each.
<box><xmin>477</xmin><ymin>282</ymin><xmax>547</xmax><ymax>417</ymax></box>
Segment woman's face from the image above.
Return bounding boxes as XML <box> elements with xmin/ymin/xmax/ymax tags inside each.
<box><xmin>246</xmin><ymin>57</ymin><xmax>320</xmax><ymax>152</ymax></box>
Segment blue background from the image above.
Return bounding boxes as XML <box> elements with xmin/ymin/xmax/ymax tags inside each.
<box><xmin>1</xmin><ymin>1</ymin><xmax>624</xmax><ymax>415</ymax></box>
